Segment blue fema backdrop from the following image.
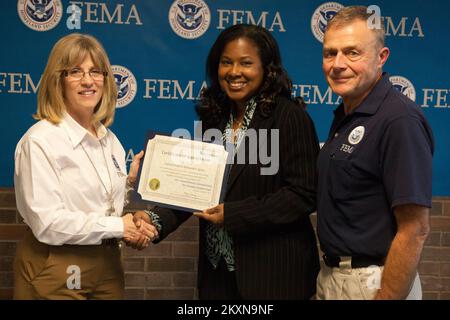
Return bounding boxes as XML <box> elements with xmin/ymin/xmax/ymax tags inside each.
<box><xmin>0</xmin><ymin>0</ymin><xmax>449</xmax><ymax>195</ymax></box>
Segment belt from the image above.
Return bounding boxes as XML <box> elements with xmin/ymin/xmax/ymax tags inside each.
<box><xmin>102</xmin><ymin>238</ymin><xmax>119</xmax><ymax>246</ymax></box>
<box><xmin>323</xmin><ymin>254</ymin><xmax>385</xmax><ymax>268</ymax></box>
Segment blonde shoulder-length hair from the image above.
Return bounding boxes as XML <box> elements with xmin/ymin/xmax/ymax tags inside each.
<box><xmin>35</xmin><ymin>33</ymin><xmax>117</xmax><ymax>127</ymax></box>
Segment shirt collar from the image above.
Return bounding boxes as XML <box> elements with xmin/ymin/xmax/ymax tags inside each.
<box><xmin>61</xmin><ymin>112</ymin><xmax>108</xmax><ymax>148</ymax></box>
<box><xmin>334</xmin><ymin>72</ymin><xmax>392</xmax><ymax>116</ymax></box>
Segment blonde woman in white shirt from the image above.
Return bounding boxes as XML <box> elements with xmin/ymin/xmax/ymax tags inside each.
<box><xmin>13</xmin><ymin>33</ymin><xmax>157</xmax><ymax>299</ymax></box>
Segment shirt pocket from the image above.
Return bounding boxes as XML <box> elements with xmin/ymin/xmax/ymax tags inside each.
<box><xmin>327</xmin><ymin>157</ymin><xmax>354</xmax><ymax>201</ymax></box>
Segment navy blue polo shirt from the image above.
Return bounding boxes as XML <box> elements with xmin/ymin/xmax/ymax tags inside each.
<box><xmin>317</xmin><ymin>73</ymin><xmax>434</xmax><ymax>258</ymax></box>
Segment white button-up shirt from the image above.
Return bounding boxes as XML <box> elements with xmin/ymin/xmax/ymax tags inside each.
<box><xmin>14</xmin><ymin>113</ymin><xmax>127</xmax><ymax>245</ymax></box>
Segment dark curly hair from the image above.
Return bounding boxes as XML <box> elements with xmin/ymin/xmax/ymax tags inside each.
<box><xmin>196</xmin><ymin>24</ymin><xmax>304</xmax><ymax>129</ymax></box>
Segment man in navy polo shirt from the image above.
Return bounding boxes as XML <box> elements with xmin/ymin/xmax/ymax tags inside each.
<box><xmin>316</xmin><ymin>6</ymin><xmax>434</xmax><ymax>300</ymax></box>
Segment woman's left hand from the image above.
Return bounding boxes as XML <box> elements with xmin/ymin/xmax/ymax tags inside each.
<box><xmin>127</xmin><ymin>150</ymin><xmax>144</xmax><ymax>186</ymax></box>
<box><xmin>193</xmin><ymin>204</ymin><xmax>224</xmax><ymax>226</ymax></box>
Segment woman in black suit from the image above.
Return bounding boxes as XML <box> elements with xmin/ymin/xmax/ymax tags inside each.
<box><xmin>132</xmin><ymin>24</ymin><xmax>320</xmax><ymax>299</ymax></box>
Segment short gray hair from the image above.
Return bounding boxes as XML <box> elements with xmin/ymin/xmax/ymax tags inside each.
<box><xmin>326</xmin><ymin>5</ymin><xmax>385</xmax><ymax>48</ymax></box>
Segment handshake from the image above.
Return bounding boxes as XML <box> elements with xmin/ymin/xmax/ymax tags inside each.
<box><xmin>121</xmin><ymin>211</ymin><xmax>158</xmax><ymax>250</ymax></box>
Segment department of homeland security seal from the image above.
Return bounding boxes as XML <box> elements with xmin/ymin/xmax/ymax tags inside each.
<box><xmin>389</xmin><ymin>75</ymin><xmax>417</xmax><ymax>102</ymax></box>
<box><xmin>17</xmin><ymin>0</ymin><xmax>63</xmax><ymax>32</ymax></box>
<box><xmin>311</xmin><ymin>2</ymin><xmax>344</xmax><ymax>43</ymax></box>
<box><xmin>348</xmin><ymin>126</ymin><xmax>365</xmax><ymax>145</ymax></box>
<box><xmin>149</xmin><ymin>178</ymin><xmax>160</xmax><ymax>191</ymax></box>
<box><xmin>112</xmin><ymin>65</ymin><xmax>137</xmax><ymax>109</ymax></box>
<box><xmin>168</xmin><ymin>0</ymin><xmax>211</xmax><ymax>39</ymax></box>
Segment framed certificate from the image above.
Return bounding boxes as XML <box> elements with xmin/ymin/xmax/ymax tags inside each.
<box><xmin>136</xmin><ymin>132</ymin><xmax>230</xmax><ymax>212</ymax></box>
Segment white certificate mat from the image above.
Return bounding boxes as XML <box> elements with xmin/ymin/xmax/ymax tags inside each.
<box><xmin>137</xmin><ymin>135</ymin><xmax>229</xmax><ymax>212</ymax></box>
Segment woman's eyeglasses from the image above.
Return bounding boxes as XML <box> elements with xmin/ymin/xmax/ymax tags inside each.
<box><xmin>62</xmin><ymin>68</ymin><xmax>107</xmax><ymax>81</ymax></box>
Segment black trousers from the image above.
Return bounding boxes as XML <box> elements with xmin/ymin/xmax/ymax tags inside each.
<box><xmin>198</xmin><ymin>259</ymin><xmax>242</xmax><ymax>300</ymax></box>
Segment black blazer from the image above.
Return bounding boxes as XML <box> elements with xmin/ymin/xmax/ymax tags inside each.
<box><xmin>154</xmin><ymin>96</ymin><xmax>320</xmax><ymax>299</ymax></box>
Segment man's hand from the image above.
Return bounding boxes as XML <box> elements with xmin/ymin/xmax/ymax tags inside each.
<box><xmin>193</xmin><ymin>204</ymin><xmax>224</xmax><ymax>226</ymax></box>
<box><xmin>374</xmin><ymin>204</ymin><xmax>430</xmax><ymax>299</ymax></box>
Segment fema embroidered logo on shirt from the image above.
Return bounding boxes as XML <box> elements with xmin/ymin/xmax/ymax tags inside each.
<box><xmin>111</xmin><ymin>155</ymin><xmax>125</xmax><ymax>177</ymax></box>
<box><xmin>348</xmin><ymin>126</ymin><xmax>365</xmax><ymax>145</ymax></box>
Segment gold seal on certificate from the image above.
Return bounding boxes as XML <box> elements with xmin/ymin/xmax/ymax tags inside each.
<box><xmin>137</xmin><ymin>135</ymin><xmax>229</xmax><ymax>211</ymax></box>
<box><xmin>149</xmin><ymin>178</ymin><xmax>160</xmax><ymax>191</ymax></box>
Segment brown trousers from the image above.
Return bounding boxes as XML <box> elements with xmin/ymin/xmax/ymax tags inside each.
<box><xmin>14</xmin><ymin>229</ymin><xmax>124</xmax><ymax>300</ymax></box>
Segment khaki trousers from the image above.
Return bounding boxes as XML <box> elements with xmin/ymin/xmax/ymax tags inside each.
<box><xmin>316</xmin><ymin>258</ymin><xmax>422</xmax><ymax>300</ymax></box>
<box><xmin>14</xmin><ymin>229</ymin><xmax>124</xmax><ymax>300</ymax></box>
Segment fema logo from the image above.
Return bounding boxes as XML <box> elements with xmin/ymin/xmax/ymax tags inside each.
<box><xmin>389</xmin><ymin>75</ymin><xmax>416</xmax><ymax>102</ymax></box>
<box><xmin>348</xmin><ymin>126</ymin><xmax>365</xmax><ymax>145</ymax></box>
<box><xmin>17</xmin><ymin>0</ymin><xmax>63</xmax><ymax>32</ymax></box>
<box><xmin>168</xmin><ymin>0</ymin><xmax>211</xmax><ymax>39</ymax></box>
<box><xmin>311</xmin><ymin>2</ymin><xmax>343</xmax><ymax>43</ymax></box>
<box><xmin>112</xmin><ymin>65</ymin><xmax>137</xmax><ymax>109</ymax></box>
